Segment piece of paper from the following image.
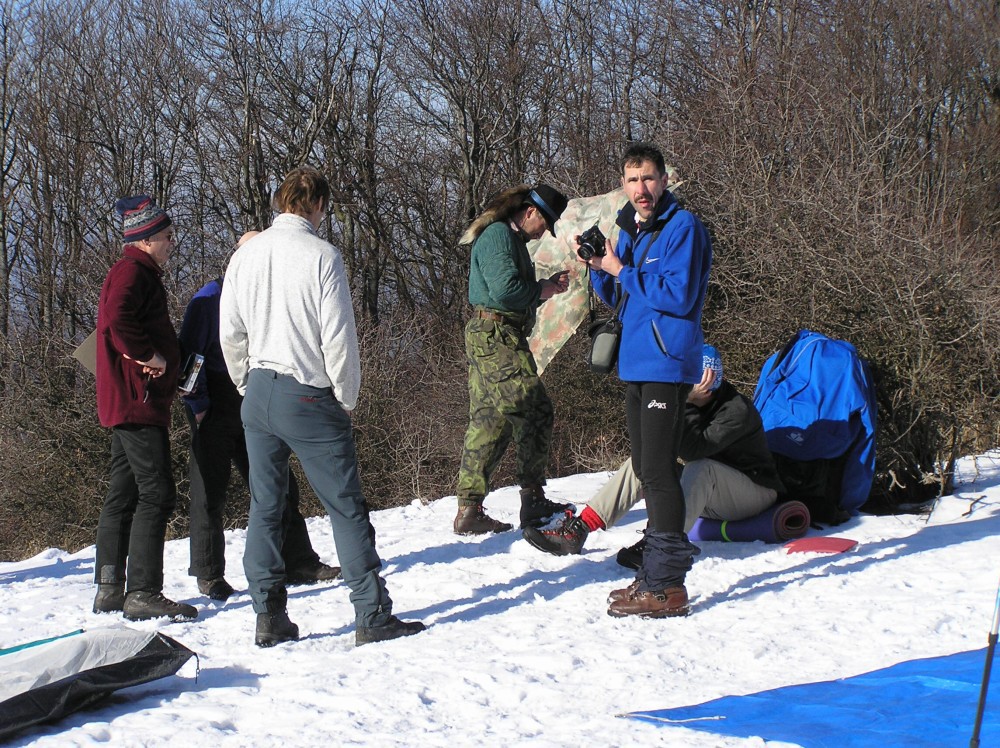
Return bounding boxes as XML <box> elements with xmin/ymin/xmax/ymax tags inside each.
<box><xmin>71</xmin><ymin>330</ymin><xmax>97</xmax><ymax>376</ymax></box>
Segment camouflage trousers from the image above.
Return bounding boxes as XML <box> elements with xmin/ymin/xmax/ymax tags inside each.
<box><xmin>456</xmin><ymin>318</ymin><xmax>553</xmax><ymax>503</ymax></box>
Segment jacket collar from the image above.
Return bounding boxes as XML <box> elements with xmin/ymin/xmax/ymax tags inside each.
<box><xmin>273</xmin><ymin>212</ymin><xmax>319</xmax><ymax>235</ymax></box>
<box><xmin>616</xmin><ymin>191</ymin><xmax>680</xmax><ymax>238</ymax></box>
<box><xmin>122</xmin><ymin>243</ymin><xmax>164</xmax><ymax>276</ymax></box>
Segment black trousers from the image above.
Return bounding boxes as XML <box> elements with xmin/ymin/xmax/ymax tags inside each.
<box><xmin>187</xmin><ymin>371</ymin><xmax>319</xmax><ymax>580</ymax></box>
<box><xmin>95</xmin><ymin>424</ymin><xmax>176</xmax><ymax>593</ymax></box>
<box><xmin>624</xmin><ymin>381</ymin><xmax>692</xmax><ymax>533</ymax></box>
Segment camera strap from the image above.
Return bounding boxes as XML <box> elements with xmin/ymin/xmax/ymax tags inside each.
<box><xmin>603</xmin><ymin>222</ymin><xmax>666</xmax><ymax>318</ymax></box>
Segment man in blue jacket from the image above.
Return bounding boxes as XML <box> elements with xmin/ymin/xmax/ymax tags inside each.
<box><xmin>578</xmin><ymin>143</ymin><xmax>712</xmax><ymax>618</ymax></box>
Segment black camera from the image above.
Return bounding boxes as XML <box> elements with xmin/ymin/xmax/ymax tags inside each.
<box><xmin>576</xmin><ymin>224</ymin><xmax>607</xmax><ymax>261</ymax></box>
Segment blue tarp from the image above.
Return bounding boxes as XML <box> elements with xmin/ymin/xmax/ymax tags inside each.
<box><xmin>624</xmin><ymin>649</ymin><xmax>999</xmax><ymax>747</ymax></box>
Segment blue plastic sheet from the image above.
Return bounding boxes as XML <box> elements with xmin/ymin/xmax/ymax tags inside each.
<box><xmin>624</xmin><ymin>649</ymin><xmax>998</xmax><ymax>747</ymax></box>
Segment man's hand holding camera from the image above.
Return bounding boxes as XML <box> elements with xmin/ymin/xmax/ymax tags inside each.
<box><xmin>574</xmin><ymin>224</ymin><xmax>623</xmax><ymax>277</ymax></box>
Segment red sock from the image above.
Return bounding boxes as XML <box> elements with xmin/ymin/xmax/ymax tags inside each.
<box><xmin>579</xmin><ymin>506</ymin><xmax>606</xmax><ymax>532</ymax></box>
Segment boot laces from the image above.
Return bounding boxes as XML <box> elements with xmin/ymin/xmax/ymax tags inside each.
<box><xmin>543</xmin><ymin>511</ymin><xmax>579</xmax><ymax>539</ymax></box>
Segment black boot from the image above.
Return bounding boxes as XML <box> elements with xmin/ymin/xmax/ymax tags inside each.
<box><xmin>123</xmin><ymin>591</ymin><xmax>198</xmax><ymax>622</ymax></box>
<box><xmin>197</xmin><ymin>577</ymin><xmax>235</xmax><ymax>601</ymax></box>
<box><xmin>522</xmin><ymin>511</ymin><xmax>589</xmax><ymax>555</ymax></box>
<box><xmin>519</xmin><ymin>486</ymin><xmax>573</xmax><ymax>529</ymax></box>
<box><xmin>454</xmin><ymin>503</ymin><xmax>513</xmax><ymax>535</ymax></box>
<box><xmin>286</xmin><ymin>560</ymin><xmax>342</xmax><ymax>585</ymax></box>
<box><xmin>255</xmin><ymin>610</ymin><xmax>300</xmax><ymax>647</ymax></box>
<box><xmin>356</xmin><ymin>616</ymin><xmax>426</xmax><ymax>646</ymax></box>
<box><xmin>616</xmin><ymin>537</ymin><xmax>646</xmax><ymax>571</ymax></box>
<box><xmin>93</xmin><ymin>583</ymin><xmax>126</xmax><ymax>614</ymax></box>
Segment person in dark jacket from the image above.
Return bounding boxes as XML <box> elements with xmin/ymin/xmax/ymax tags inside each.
<box><xmin>524</xmin><ymin>345</ymin><xmax>785</xmax><ymax>562</ymax></box>
<box><xmin>179</xmin><ymin>232</ymin><xmax>341</xmax><ymax>602</ymax></box>
<box><xmin>453</xmin><ymin>183</ymin><xmax>574</xmax><ymax>535</ymax></box>
<box><xmin>93</xmin><ymin>195</ymin><xmax>197</xmax><ymax>622</ymax></box>
<box><xmin>577</xmin><ymin>143</ymin><xmax>712</xmax><ymax>618</ymax></box>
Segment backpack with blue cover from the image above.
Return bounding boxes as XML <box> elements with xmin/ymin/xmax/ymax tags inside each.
<box><xmin>753</xmin><ymin>330</ymin><xmax>877</xmax><ymax>525</ymax></box>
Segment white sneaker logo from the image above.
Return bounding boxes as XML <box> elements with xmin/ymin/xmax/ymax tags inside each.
<box><xmin>648</xmin><ymin>400</ymin><xmax>668</xmax><ymax>410</ymax></box>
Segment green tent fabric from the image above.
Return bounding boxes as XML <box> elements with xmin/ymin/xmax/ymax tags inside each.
<box><xmin>0</xmin><ymin>626</ymin><xmax>195</xmax><ymax>740</ymax></box>
<box><xmin>623</xmin><ymin>649</ymin><xmax>998</xmax><ymax>747</ymax></box>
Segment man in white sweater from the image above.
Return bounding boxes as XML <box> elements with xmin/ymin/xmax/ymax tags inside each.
<box><xmin>220</xmin><ymin>167</ymin><xmax>425</xmax><ymax>647</ymax></box>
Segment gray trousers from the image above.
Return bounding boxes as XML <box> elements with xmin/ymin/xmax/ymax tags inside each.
<box><xmin>588</xmin><ymin>458</ymin><xmax>777</xmax><ymax>532</ymax></box>
<box><xmin>241</xmin><ymin>369</ymin><xmax>392</xmax><ymax>626</ymax></box>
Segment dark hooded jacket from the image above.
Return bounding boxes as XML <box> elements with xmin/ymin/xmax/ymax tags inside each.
<box><xmin>680</xmin><ymin>379</ymin><xmax>786</xmax><ymax>494</ymax></box>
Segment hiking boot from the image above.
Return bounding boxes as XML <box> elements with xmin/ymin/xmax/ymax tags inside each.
<box><xmin>355</xmin><ymin>616</ymin><xmax>427</xmax><ymax>646</ymax></box>
<box><xmin>123</xmin><ymin>591</ymin><xmax>199</xmax><ymax>622</ymax></box>
<box><xmin>519</xmin><ymin>487</ymin><xmax>573</xmax><ymax>529</ymax></box>
<box><xmin>616</xmin><ymin>537</ymin><xmax>646</xmax><ymax>571</ymax></box>
<box><xmin>255</xmin><ymin>610</ymin><xmax>300</xmax><ymax>647</ymax></box>
<box><xmin>454</xmin><ymin>504</ymin><xmax>513</xmax><ymax>535</ymax></box>
<box><xmin>607</xmin><ymin>586</ymin><xmax>690</xmax><ymax>618</ymax></box>
<box><xmin>286</xmin><ymin>561</ymin><xmax>342</xmax><ymax>586</ymax></box>
<box><xmin>607</xmin><ymin>579</ymin><xmax>641</xmax><ymax>604</ymax></box>
<box><xmin>522</xmin><ymin>511</ymin><xmax>589</xmax><ymax>556</ymax></box>
<box><xmin>198</xmin><ymin>577</ymin><xmax>235</xmax><ymax>601</ymax></box>
<box><xmin>93</xmin><ymin>582</ymin><xmax>126</xmax><ymax>614</ymax></box>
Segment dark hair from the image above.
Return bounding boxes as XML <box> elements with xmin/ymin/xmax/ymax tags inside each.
<box><xmin>273</xmin><ymin>167</ymin><xmax>331</xmax><ymax>217</ymax></box>
<box><xmin>621</xmin><ymin>142</ymin><xmax>666</xmax><ymax>176</ymax></box>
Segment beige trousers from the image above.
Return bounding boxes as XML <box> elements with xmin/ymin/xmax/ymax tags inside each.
<box><xmin>587</xmin><ymin>458</ymin><xmax>777</xmax><ymax>532</ymax></box>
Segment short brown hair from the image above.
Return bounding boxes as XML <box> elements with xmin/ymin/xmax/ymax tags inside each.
<box><xmin>273</xmin><ymin>167</ymin><xmax>331</xmax><ymax>217</ymax></box>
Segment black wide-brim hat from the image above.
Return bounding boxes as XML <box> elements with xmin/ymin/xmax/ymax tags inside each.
<box><xmin>527</xmin><ymin>184</ymin><xmax>569</xmax><ymax>237</ymax></box>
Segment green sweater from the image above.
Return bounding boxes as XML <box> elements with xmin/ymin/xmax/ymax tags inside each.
<box><xmin>468</xmin><ymin>221</ymin><xmax>541</xmax><ymax>316</ymax></box>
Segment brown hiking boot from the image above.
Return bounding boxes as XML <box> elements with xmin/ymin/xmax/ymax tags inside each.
<box><xmin>607</xmin><ymin>586</ymin><xmax>690</xmax><ymax>618</ymax></box>
<box><xmin>454</xmin><ymin>504</ymin><xmax>513</xmax><ymax>535</ymax></box>
<box><xmin>606</xmin><ymin>579</ymin><xmax>641</xmax><ymax>604</ymax></box>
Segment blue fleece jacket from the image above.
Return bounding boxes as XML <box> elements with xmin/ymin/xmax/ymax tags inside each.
<box><xmin>591</xmin><ymin>191</ymin><xmax>712</xmax><ymax>383</ymax></box>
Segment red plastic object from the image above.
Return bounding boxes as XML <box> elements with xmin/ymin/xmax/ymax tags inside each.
<box><xmin>784</xmin><ymin>537</ymin><xmax>858</xmax><ymax>554</ymax></box>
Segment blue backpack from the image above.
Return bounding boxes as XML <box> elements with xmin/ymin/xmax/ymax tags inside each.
<box><xmin>753</xmin><ymin>330</ymin><xmax>878</xmax><ymax>524</ymax></box>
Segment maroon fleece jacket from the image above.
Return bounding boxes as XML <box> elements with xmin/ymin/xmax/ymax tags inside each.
<box><xmin>96</xmin><ymin>244</ymin><xmax>180</xmax><ymax>428</ymax></box>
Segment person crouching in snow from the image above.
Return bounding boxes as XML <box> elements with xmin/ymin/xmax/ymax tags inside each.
<box><xmin>524</xmin><ymin>345</ymin><xmax>785</xmax><ymax>582</ymax></box>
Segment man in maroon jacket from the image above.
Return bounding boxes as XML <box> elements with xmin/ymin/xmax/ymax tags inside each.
<box><xmin>93</xmin><ymin>195</ymin><xmax>197</xmax><ymax>622</ymax></box>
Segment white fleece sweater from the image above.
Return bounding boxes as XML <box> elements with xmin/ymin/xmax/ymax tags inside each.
<box><xmin>219</xmin><ymin>213</ymin><xmax>361</xmax><ymax>410</ymax></box>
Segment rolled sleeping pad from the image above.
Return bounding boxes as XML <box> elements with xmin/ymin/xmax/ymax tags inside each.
<box><xmin>688</xmin><ymin>500</ymin><xmax>811</xmax><ymax>543</ymax></box>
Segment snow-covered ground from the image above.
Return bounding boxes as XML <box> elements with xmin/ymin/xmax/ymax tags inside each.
<box><xmin>2</xmin><ymin>451</ymin><xmax>999</xmax><ymax>747</ymax></box>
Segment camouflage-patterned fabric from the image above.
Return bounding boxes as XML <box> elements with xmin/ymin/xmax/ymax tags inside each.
<box><xmin>527</xmin><ymin>169</ymin><xmax>681</xmax><ymax>374</ymax></box>
<box><xmin>455</xmin><ymin>317</ymin><xmax>553</xmax><ymax>502</ymax></box>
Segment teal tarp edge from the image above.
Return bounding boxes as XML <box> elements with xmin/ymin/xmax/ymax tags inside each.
<box><xmin>0</xmin><ymin>630</ymin><xmax>84</xmax><ymax>657</ymax></box>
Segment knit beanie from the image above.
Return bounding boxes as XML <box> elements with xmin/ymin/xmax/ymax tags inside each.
<box><xmin>702</xmin><ymin>344</ymin><xmax>723</xmax><ymax>391</ymax></box>
<box><xmin>115</xmin><ymin>195</ymin><xmax>172</xmax><ymax>243</ymax></box>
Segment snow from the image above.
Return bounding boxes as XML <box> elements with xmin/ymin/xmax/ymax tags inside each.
<box><xmin>2</xmin><ymin>451</ymin><xmax>999</xmax><ymax>747</ymax></box>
